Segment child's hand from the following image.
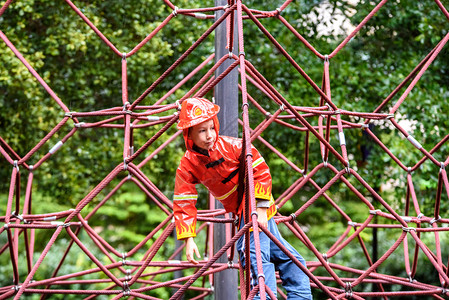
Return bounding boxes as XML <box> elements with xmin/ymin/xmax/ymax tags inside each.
<box><xmin>185</xmin><ymin>237</ymin><xmax>201</xmax><ymax>264</ymax></box>
<box><xmin>256</xmin><ymin>207</ymin><xmax>268</xmax><ymax>231</ymax></box>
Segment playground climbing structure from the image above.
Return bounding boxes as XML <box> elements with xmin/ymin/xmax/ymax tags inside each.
<box><xmin>1</xmin><ymin>0</ymin><xmax>449</xmax><ymax>299</ymax></box>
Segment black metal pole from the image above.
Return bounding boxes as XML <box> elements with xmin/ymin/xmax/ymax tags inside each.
<box><xmin>213</xmin><ymin>1</ymin><xmax>239</xmax><ymax>299</ymax></box>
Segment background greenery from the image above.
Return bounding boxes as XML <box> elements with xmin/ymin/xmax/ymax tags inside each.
<box><xmin>1</xmin><ymin>0</ymin><xmax>448</xmax><ymax>299</ymax></box>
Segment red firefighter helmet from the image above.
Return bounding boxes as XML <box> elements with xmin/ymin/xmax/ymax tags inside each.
<box><xmin>177</xmin><ymin>97</ymin><xmax>220</xmax><ymax>130</ymax></box>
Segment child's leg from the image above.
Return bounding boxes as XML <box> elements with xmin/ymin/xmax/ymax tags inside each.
<box><xmin>267</xmin><ymin>219</ymin><xmax>313</xmax><ymax>300</ymax></box>
<box><xmin>237</xmin><ymin>221</ymin><xmax>277</xmax><ymax>299</ymax></box>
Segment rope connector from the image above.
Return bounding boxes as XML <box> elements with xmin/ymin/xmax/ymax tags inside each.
<box><xmin>12</xmin><ymin>211</ymin><xmax>24</xmax><ymax>222</ymax></box>
<box><xmin>12</xmin><ymin>285</ymin><xmax>21</xmax><ymax>292</ymax></box>
<box><xmin>239</xmin><ymin>51</ymin><xmax>245</xmax><ymax>57</ymax></box>
<box><xmin>122</xmin><ymin>253</ymin><xmax>128</xmax><ymax>266</ymax></box>
<box><xmin>123</xmin><ymin>158</ymin><xmax>128</xmax><ymax>171</ymax></box>
<box><xmin>334</xmin><ymin>110</ymin><xmax>341</xmax><ymax>115</ymax></box>
<box><xmin>400</xmin><ymin>216</ymin><xmax>412</xmax><ymax>223</ymax></box>
<box><xmin>251</xmin><ymin>211</ymin><xmax>259</xmax><ymax>218</ymax></box>
<box><xmin>386</xmin><ymin>113</ymin><xmax>395</xmax><ymax>119</ymax></box>
<box><xmin>227</xmin><ymin>261</ymin><xmax>234</xmax><ymax>268</ymax></box>
<box><xmin>289</xmin><ymin>213</ymin><xmax>297</xmax><ymax>224</ymax></box>
<box><xmin>417</xmin><ymin>213</ymin><xmax>424</xmax><ymax>219</ymax></box>
<box><xmin>361</xmin><ymin>123</ymin><xmax>370</xmax><ymax>129</ymax></box>
<box><xmin>324</xmin><ymin>54</ymin><xmax>329</xmax><ymax>63</ymax></box>
<box><xmin>348</xmin><ymin>221</ymin><xmax>356</xmax><ymax>227</ymax></box>
<box><xmin>176</xmin><ymin>100</ymin><xmax>182</xmax><ymax>110</ymax></box>
<box><xmin>228</xmin><ymin>51</ymin><xmax>233</xmax><ymax>59</ymax></box>
<box><xmin>172</xmin><ymin>6</ymin><xmax>179</xmax><ymax>17</ymax></box>
<box><xmin>123</xmin><ymin>281</ymin><xmax>131</xmax><ymax>296</ymax></box>
<box><xmin>122</xmin><ymin>53</ymin><xmax>127</xmax><ymax>60</ymax></box>
<box><xmin>52</xmin><ymin>222</ymin><xmax>71</xmax><ymax>228</ymax></box>
<box><xmin>64</xmin><ymin>111</ymin><xmax>75</xmax><ymax>118</ymax></box>
<box><xmin>322</xmin><ymin>253</ymin><xmax>328</xmax><ymax>262</ymax></box>
<box><xmin>280</xmin><ymin>103</ymin><xmax>285</xmax><ymax>111</ymax></box>
<box><xmin>407</xmin><ymin>167</ymin><xmax>412</xmax><ymax>174</ymax></box>
<box><xmin>241</xmin><ymin>102</ymin><xmax>249</xmax><ymax>110</ymax></box>
<box><xmin>257</xmin><ymin>273</ymin><xmax>265</xmax><ymax>280</ymax></box>
<box><xmin>345</xmin><ymin>282</ymin><xmax>353</xmax><ymax>298</ymax></box>
<box><xmin>275</xmin><ymin>7</ymin><xmax>282</xmax><ymax>16</ymax></box>
<box><xmin>402</xmin><ymin>226</ymin><xmax>416</xmax><ymax>232</ymax></box>
<box><xmin>123</xmin><ymin>101</ymin><xmax>130</xmax><ymax>111</ymax></box>
<box><xmin>430</xmin><ymin>216</ymin><xmax>441</xmax><ymax>225</ymax></box>
<box><xmin>345</xmin><ymin>161</ymin><xmax>350</xmax><ymax>174</ymax></box>
<box><xmin>408</xmin><ymin>272</ymin><xmax>414</xmax><ymax>283</ymax></box>
<box><xmin>125</xmin><ymin>269</ymin><xmax>132</xmax><ymax>281</ymax></box>
<box><xmin>440</xmin><ymin>162</ymin><xmax>445</xmax><ymax>172</ymax></box>
<box><xmin>29</xmin><ymin>165</ymin><xmax>34</xmax><ymax>172</ymax></box>
<box><xmin>222</xmin><ymin>4</ymin><xmax>230</xmax><ymax>10</ymax></box>
<box><xmin>369</xmin><ymin>209</ymin><xmax>381</xmax><ymax>215</ymax></box>
<box><xmin>74</xmin><ymin>122</ymin><xmax>85</xmax><ymax>128</ymax></box>
<box><xmin>194</xmin><ymin>13</ymin><xmax>207</xmax><ymax>19</ymax></box>
<box><xmin>13</xmin><ymin>160</ymin><xmax>19</xmax><ymax>171</ymax></box>
<box><xmin>233</xmin><ymin>215</ymin><xmax>239</xmax><ymax>227</ymax></box>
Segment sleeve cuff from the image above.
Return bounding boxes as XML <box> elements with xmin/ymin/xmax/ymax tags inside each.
<box><xmin>256</xmin><ymin>199</ymin><xmax>270</xmax><ymax>208</ymax></box>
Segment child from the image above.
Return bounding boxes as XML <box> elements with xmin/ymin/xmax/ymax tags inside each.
<box><xmin>173</xmin><ymin>97</ymin><xmax>312</xmax><ymax>299</ymax></box>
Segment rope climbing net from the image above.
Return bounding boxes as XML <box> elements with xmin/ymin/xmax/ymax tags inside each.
<box><xmin>1</xmin><ymin>0</ymin><xmax>449</xmax><ymax>299</ymax></box>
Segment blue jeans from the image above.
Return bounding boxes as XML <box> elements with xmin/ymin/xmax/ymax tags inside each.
<box><xmin>237</xmin><ymin>217</ymin><xmax>312</xmax><ymax>300</ymax></box>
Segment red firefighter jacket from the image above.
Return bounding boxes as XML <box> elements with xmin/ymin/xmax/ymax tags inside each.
<box><xmin>174</xmin><ymin>129</ymin><xmax>276</xmax><ymax>240</ymax></box>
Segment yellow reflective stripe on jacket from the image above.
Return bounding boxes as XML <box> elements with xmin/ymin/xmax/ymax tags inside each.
<box><xmin>215</xmin><ymin>185</ymin><xmax>238</xmax><ymax>201</ymax></box>
<box><xmin>173</xmin><ymin>194</ymin><xmax>198</xmax><ymax>201</ymax></box>
<box><xmin>252</xmin><ymin>157</ymin><xmax>265</xmax><ymax>169</ymax></box>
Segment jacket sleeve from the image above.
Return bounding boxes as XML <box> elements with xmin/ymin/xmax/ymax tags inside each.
<box><xmin>173</xmin><ymin>158</ymin><xmax>199</xmax><ymax>240</ymax></box>
<box><xmin>250</xmin><ymin>145</ymin><xmax>272</xmax><ymax>202</ymax></box>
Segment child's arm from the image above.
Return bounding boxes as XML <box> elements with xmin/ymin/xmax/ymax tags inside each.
<box><xmin>185</xmin><ymin>237</ymin><xmax>201</xmax><ymax>264</ymax></box>
<box><xmin>256</xmin><ymin>207</ymin><xmax>268</xmax><ymax>229</ymax></box>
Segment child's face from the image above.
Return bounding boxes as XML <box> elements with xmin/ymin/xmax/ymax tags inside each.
<box><xmin>188</xmin><ymin>119</ymin><xmax>217</xmax><ymax>151</ymax></box>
